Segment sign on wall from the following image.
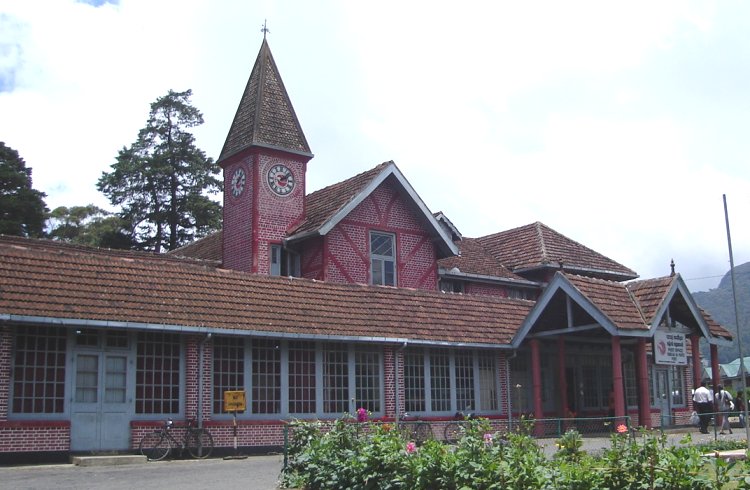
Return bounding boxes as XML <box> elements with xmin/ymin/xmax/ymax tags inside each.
<box><xmin>224</xmin><ymin>390</ymin><xmax>247</xmax><ymax>412</ymax></box>
<box><xmin>653</xmin><ymin>331</ymin><xmax>688</xmax><ymax>366</ymax></box>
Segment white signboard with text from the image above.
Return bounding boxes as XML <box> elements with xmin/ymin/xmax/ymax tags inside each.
<box><xmin>654</xmin><ymin>331</ymin><xmax>688</xmax><ymax>366</ymax></box>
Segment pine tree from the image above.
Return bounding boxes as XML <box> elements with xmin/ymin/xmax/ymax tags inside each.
<box><xmin>0</xmin><ymin>142</ymin><xmax>48</xmax><ymax>237</ymax></box>
<box><xmin>97</xmin><ymin>90</ymin><xmax>222</xmax><ymax>252</ymax></box>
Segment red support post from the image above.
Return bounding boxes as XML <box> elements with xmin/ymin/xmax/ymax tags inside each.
<box><xmin>636</xmin><ymin>339</ymin><xmax>651</xmax><ymax>428</ymax></box>
<box><xmin>611</xmin><ymin>336</ymin><xmax>625</xmax><ymax>419</ymax></box>
<box><xmin>710</xmin><ymin>343</ymin><xmax>721</xmax><ymax>398</ymax></box>
<box><xmin>530</xmin><ymin>338</ymin><xmax>544</xmax><ymax>436</ymax></box>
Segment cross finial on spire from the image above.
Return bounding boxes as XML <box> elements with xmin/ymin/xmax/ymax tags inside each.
<box><xmin>261</xmin><ymin>19</ymin><xmax>270</xmax><ymax>39</ymax></box>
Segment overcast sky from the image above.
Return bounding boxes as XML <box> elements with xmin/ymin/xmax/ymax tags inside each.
<box><xmin>2</xmin><ymin>0</ymin><xmax>749</xmax><ymax>292</ymax></box>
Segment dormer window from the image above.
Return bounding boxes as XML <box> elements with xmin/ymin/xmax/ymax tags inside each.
<box><xmin>270</xmin><ymin>244</ymin><xmax>301</xmax><ymax>277</ymax></box>
<box><xmin>370</xmin><ymin>231</ymin><xmax>396</xmax><ymax>286</ymax></box>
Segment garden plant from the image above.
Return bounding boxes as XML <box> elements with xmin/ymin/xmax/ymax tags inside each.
<box><xmin>281</xmin><ymin>413</ymin><xmax>750</xmax><ymax>489</ymax></box>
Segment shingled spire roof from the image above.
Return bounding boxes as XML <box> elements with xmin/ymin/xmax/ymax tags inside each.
<box><xmin>217</xmin><ymin>38</ymin><xmax>312</xmax><ymax>164</ymax></box>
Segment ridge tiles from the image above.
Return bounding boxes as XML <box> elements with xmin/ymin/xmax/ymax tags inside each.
<box><xmin>477</xmin><ymin>222</ymin><xmax>638</xmax><ymax>279</ymax></box>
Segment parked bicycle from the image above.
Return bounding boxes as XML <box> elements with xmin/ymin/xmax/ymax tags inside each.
<box><xmin>138</xmin><ymin>419</ymin><xmax>214</xmax><ymax>461</ymax></box>
<box><xmin>397</xmin><ymin>413</ymin><xmax>432</xmax><ymax>444</ymax></box>
<box><xmin>443</xmin><ymin>411</ymin><xmax>478</xmax><ymax>444</ymax></box>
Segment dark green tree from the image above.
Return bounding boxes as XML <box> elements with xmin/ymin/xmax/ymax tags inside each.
<box><xmin>47</xmin><ymin>204</ymin><xmax>134</xmax><ymax>249</ymax></box>
<box><xmin>0</xmin><ymin>142</ymin><xmax>48</xmax><ymax>237</ymax></box>
<box><xmin>97</xmin><ymin>89</ymin><xmax>222</xmax><ymax>252</ymax></box>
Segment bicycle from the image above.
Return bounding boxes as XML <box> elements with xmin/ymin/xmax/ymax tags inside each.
<box><xmin>138</xmin><ymin>419</ymin><xmax>214</xmax><ymax>461</ymax></box>
<box><xmin>397</xmin><ymin>413</ymin><xmax>432</xmax><ymax>444</ymax></box>
<box><xmin>443</xmin><ymin>411</ymin><xmax>478</xmax><ymax>444</ymax></box>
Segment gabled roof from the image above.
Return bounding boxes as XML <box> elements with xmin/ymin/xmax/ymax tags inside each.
<box><xmin>438</xmin><ymin>238</ymin><xmax>536</xmax><ymax>286</ymax></box>
<box><xmin>720</xmin><ymin>357</ymin><xmax>750</xmax><ymax>378</ymax></box>
<box><xmin>0</xmin><ymin>236</ymin><xmax>530</xmax><ymax>347</ymax></box>
<box><xmin>168</xmin><ymin>231</ymin><xmax>222</xmax><ymax>264</ymax></box>
<box><xmin>476</xmin><ymin>222</ymin><xmax>638</xmax><ymax>281</ymax></box>
<box><xmin>513</xmin><ymin>272</ymin><xmax>732</xmax><ymax>347</ymax></box>
<box><xmin>287</xmin><ymin>161</ymin><xmax>458</xmax><ymax>257</ymax></box>
<box><xmin>217</xmin><ymin>38</ymin><xmax>311</xmax><ymax>164</ymax></box>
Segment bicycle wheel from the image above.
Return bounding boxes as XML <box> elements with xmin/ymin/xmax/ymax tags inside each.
<box><xmin>413</xmin><ymin>422</ymin><xmax>432</xmax><ymax>444</ymax></box>
<box><xmin>139</xmin><ymin>431</ymin><xmax>171</xmax><ymax>461</ymax></box>
<box><xmin>444</xmin><ymin>422</ymin><xmax>462</xmax><ymax>444</ymax></box>
<box><xmin>186</xmin><ymin>428</ymin><xmax>214</xmax><ymax>459</ymax></box>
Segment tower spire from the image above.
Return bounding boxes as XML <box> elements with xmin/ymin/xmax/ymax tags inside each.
<box><xmin>217</xmin><ymin>35</ymin><xmax>312</xmax><ymax>165</ymax></box>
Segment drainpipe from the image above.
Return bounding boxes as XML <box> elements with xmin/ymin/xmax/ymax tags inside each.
<box><xmin>506</xmin><ymin>350</ymin><xmax>516</xmax><ymax>431</ymax></box>
<box><xmin>198</xmin><ymin>333</ymin><xmax>212</xmax><ymax>429</ymax></box>
<box><xmin>395</xmin><ymin>341</ymin><xmax>408</xmax><ymax>423</ymax></box>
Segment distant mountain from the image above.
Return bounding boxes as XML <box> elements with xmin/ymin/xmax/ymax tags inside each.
<box><xmin>693</xmin><ymin>262</ymin><xmax>750</xmax><ymax>363</ymax></box>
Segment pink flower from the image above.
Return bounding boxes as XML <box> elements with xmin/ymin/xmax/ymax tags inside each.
<box><xmin>406</xmin><ymin>441</ymin><xmax>417</xmax><ymax>454</ymax></box>
<box><xmin>356</xmin><ymin>407</ymin><xmax>368</xmax><ymax>423</ymax></box>
<box><xmin>483</xmin><ymin>433</ymin><xmax>493</xmax><ymax>445</ymax></box>
<box><xmin>616</xmin><ymin>424</ymin><xmax>628</xmax><ymax>434</ymax></box>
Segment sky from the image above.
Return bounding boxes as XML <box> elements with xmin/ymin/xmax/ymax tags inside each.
<box><xmin>1</xmin><ymin>0</ymin><xmax>749</xmax><ymax>293</ymax></box>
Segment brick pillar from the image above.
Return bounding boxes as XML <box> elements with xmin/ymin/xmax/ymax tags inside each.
<box><xmin>383</xmin><ymin>346</ymin><xmax>397</xmax><ymax>418</ymax></box>
<box><xmin>185</xmin><ymin>336</ymin><xmax>199</xmax><ymax>421</ymax></box>
<box><xmin>611</xmin><ymin>336</ymin><xmax>625</xmax><ymax>418</ymax></box>
<box><xmin>0</xmin><ymin>327</ymin><xmax>11</xmax><ymax>421</ymax></box>
<box><xmin>636</xmin><ymin>339</ymin><xmax>651</xmax><ymax>428</ymax></box>
<box><xmin>530</xmin><ymin>339</ymin><xmax>544</xmax><ymax>436</ymax></box>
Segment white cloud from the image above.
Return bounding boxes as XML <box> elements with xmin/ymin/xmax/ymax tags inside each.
<box><xmin>1</xmin><ymin>0</ymin><xmax>748</xmax><ymax>292</ymax></box>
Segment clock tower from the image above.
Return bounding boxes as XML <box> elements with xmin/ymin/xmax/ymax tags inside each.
<box><xmin>217</xmin><ymin>37</ymin><xmax>313</xmax><ymax>274</ymax></box>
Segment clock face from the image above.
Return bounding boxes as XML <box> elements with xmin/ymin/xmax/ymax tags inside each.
<box><xmin>230</xmin><ymin>167</ymin><xmax>246</xmax><ymax>197</ymax></box>
<box><xmin>267</xmin><ymin>164</ymin><xmax>295</xmax><ymax>196</ymax></box>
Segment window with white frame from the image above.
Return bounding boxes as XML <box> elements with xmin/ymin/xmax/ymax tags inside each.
<box><xmin>478</xmin><ymin>353</ymin><xmax>499</xmax><ymax>411</ymax></box>
<box><xmin>12</xmin><ymin>326</ymin><xmax>67</xmax><ymax>414</ymax></box>
<box><xmin>402</xmin><ymin>348</ymin><xmax>501</xmax><ymax>415</ymax></box>
<box><xmin>623</xmin><ymin>357</ymin><xmax>638</xmax><ymax>408</ymax></box>
<box><xmin>270</xmin><ymin>244</ymin><xmax>301</xmax><ymax>277</ymax></box>
<box><xmin>211</xmin><ymin>339</ymin><xmax>384</xmax><ymax>417</ymax></box>
<box><xmin>323</xmin><ymin>344</ymin><xmax>349</xmax><ymax>414</ymax></box>
<box><xmin>404</xmin><ymin>351</ymin><xmax>426</xmax><ymax>412</ymax></box>
<box><xmin>370</xmin><ymin>231</ymin><xmax>396</xmax><ymax>286</ymax></box>
<box><xmin>670</xmin><ymin>365</ymin><xmax>685</xmax><ymax>406</ymax></box>
<box><xmin>213</xmin><ymin>336</ymin><xmax>244</xmax><ymax>414</ymax></box>
<box><xmin>136</xmin><ymin>332</ymin><xmax>181</xmax><ymax>414</ymax></box>
<box><xmin>288</xmin><ymin>341</ymin><xmax>316</xmax><ymax>414</ymax></box>
<box><xmin>252</xmin><ymin>339</ymin><xmax>281</xmax><ymax>414</ymax></box>
<box><xmin>355</xmin><ymin>348</ymin><xmax>381</xmax><ymax>413</ymax></box>
<box><xmin>430</xmin><ymin>350</ymin><xmax>451</xmax><ymax>412</ymax></box>
<box><xmin>455</xmin><ymin>353</ymin><xmax>475</xmax><ymax>411</ymax></box>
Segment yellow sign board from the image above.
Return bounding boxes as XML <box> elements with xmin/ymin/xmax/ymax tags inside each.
<box><xmin>224</xmin><ymin>390</ymin><xmax>246</xmax><ymax>412</ymax></box>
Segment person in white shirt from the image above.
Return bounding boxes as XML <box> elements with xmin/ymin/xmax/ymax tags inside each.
<box><xmin>692</xmin><ymin>380</ymin><xmax>712</xmax><ymax>434</ymax></box>
<box><xmin>715</xmin><ymin>384</ymin><xmax>734</xmax><ymax>434</ymax></box>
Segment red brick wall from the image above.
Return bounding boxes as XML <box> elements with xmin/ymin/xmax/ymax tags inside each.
<box><xmin>323</xmin><ymin>179</ymin><xmax>438</xmax><ymax>289</ymax></box>
<box><xmin>0</xmin><ymin>421</ymin><xmax>70</xmax><ymax>452</ymax></box>
<box><xmin>0</xmin><ymin>327</ymin><xmax>10</xmax><ymax>421</ymax></box>
<box><xmin>222</xmin><ymin>157</ymin><xmax>254</xmax><ymax>272</ymax></box>
<box><xmin>222</xmin><ymin>150</ymin><xmax>309</xmax><ymax>274</ymax></box>
<box><xmin>465</xmin><ymin>282</ymin><xmax>509</xmax><ymax>297</ymax></box>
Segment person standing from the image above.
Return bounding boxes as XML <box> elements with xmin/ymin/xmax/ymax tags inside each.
<box><xmin>715</xmin><ymin>384</ymin><xmax>734</xmax><ymax>434</ymax></box>
<box><xmin>736</xmin><ymin>392</ymin><xmax>746</xmax><ymax>428</ymax></box>
<box><xmin>692</xmin><ymin>380</ymin><xmax>712</xmax><ymax>434</ymax></box>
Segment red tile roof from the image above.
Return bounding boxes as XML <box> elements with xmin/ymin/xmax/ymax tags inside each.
<box><xmin>438</xmin><ymin>238</ymin><xmax>529</xmax><ymax>282</ymax></box>
<box><xmin>565</xmin><ymin>274</ymin><xmax>648</xmax><ymax>331</ymax></box>
<box><xmin>476</xmin><ymin>222</ymin><xmax>638</xmax><ymax>281</ymax></box>
<box><xmin>288</xmin><ymin>162</ymin><xmax>392</xmax><ymax>237</ymax></box>
<box><xmin>0</xmin><ymin>236</ymin><xmax>532</xmax><ymax>346</ymax></box>
<box><xmin>169</xmin><ymin>231</ymin><xmax>222</xmax><ymax>264</ymax></box>
<box><xmin>556</xmin><ymin>273</ymin><xmax>731</xmax><ymax>339</ymax></box>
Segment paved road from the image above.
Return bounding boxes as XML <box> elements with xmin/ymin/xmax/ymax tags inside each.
<box><xmin>0</xmin><ymin>454</ymin><xmax>285</xmax><ymax>490</ymax></box>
